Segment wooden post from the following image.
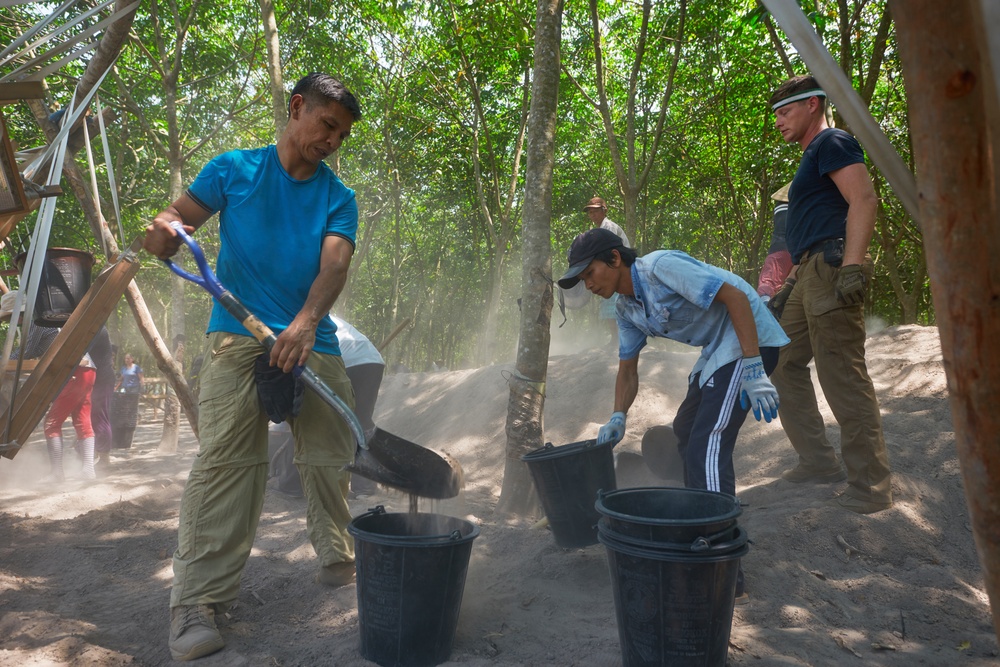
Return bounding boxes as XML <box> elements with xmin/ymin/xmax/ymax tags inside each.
<box><xmin>894</xmin><ymin>0</ymin><xmax>1000</xmax><ymax>640</ymax></box>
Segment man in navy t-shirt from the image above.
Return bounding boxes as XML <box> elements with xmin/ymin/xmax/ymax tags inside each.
<box><xmin>766</xmin><ymin>75</ymin><xmax>892</xmax><ymax>515</ymax></box>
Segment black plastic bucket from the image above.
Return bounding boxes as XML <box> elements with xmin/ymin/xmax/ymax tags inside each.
<box><xmin>347</xmin><ymin>506</ymin><xmax>480</xmax><ymax>667</ymax></box>
<box><xmin>15</xmin><ymin>248</ymin><xmax>94</xmax><ymax>327</ymax></box>
<box><xmin>599</xmin><ymin>524</ymin><xmax>748</xmax><ymax>667</ymax></box>
<box><xmin>521</xmin><ymin>439</ymin><xmax>616</xmax><ymax>548</ymax></box>
<box><xmin>595</xmin><ymin>486</ymin><xmax>741</xmax><ymax>543</ymax></box>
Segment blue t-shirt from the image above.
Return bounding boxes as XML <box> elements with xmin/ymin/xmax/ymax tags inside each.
<box><xmin>187</xmin><ymin>145</ymin><xmax>358</xmax><ymax>355</ymax></box>
<box><xmin>616</xmin><ymin>250</ymin><xmax>789</xmax><ymax>386</ymax></box>
<box><xmin>786</xmin><ymin>128</ymin><xmax>866</xmax><ymax>263</ymax></box>
<box><xmin>120</xmin><ymin>364</ymin><xmax>143</xmax><ymax>393</ymax></box>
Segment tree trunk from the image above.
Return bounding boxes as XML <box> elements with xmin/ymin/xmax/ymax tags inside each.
<box><xmin>894</xmin><ymin>0</ymin><xmax>1000</xmax><ymax>641</ymax></box>
<box><xmin>158</xmin><ymin>336</ymin><xmax>182</xmax><ymax>452</ymax></box>
<box><xmin>496</xmin><ymin>0</ymin><xmax>563</xmax><ymax>516</ymax></box>
<box><xmin>70</xmin><ymin>0</ymin><xmax>138</xmax><ymax>111</ymax></box>
<box><xmin>260</xmin><ymin>0</ymin><xmax>287</xmax><ymax>141</ymax></box>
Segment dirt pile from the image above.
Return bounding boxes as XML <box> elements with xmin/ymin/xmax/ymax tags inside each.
<box><xmin>0</xmin><ymin>324</ymin><xmax>996</xmax><ymax>666</ymax></box>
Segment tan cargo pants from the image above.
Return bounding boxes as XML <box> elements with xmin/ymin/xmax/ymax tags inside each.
<box><xmin>170</xmin><ymin>332</ymin><xmax>356</xmax><ymax>609</ymax></box>
<box><xmin>771</xmin><ymin>252</ymin><xmax>892</xmax><ymax>504</ymax></box>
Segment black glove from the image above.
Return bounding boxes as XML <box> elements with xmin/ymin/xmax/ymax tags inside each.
<box><xmin>768</xmin><ymin>278</ymin><xmax>796</xmax><ymax>320</ymax></box>
<box><xmin>254</xmin><ymin>352</ymin><xmax>304</xmax><ymax>423</ymax></box>
<box><xmin>835</xmin><ymin>264</ymin><xmax>866</xmax><ymax>306</ymax></box>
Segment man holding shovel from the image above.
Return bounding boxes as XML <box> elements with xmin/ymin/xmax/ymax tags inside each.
<box><xmin>144</xmin><ymin>73</ymin><xmax>362</xmax><ymax>662</ymax></box>
<box><xmin>558</xmin><ymin>228</ymin><xmax>789</xmax><ymax>600</ymax></box>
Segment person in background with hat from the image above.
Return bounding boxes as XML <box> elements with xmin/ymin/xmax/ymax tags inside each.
<box><xmin>558</xmin><ymin>227</ymin><xmax>789</xmax><ymax>603</ymax></box>
<box><xmin>756</xmin><ymin>182</ymin><xmax>793</xmax><ymax>303</ymax></box>
<box><xmin>767</xmin><ymin>74</ymin><xmax>892</xmax><ymax>514</ymax></box>
<box><xmin>582</xmin><ymin>196</ymin><xmax>631</xmax><ymax>340</ymax></box>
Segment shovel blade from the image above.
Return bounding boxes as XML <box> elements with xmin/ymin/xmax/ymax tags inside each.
<box><xmin>345</xmin><ymin>428</ymin><xmax>463</xmax><ymax>499</ymax></box>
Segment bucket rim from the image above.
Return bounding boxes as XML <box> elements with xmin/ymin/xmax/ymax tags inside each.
<box><xmin>595</xmin><ymin>486</ymin><xmax>742</xmax><ymax>526</ymax></box>
<box><xmin>348</xmin><ymin>509</ymin><xmax>481</xmax><ymax>547</ymax></box>
<box><xmin>599</xmin><ymin>526</ymin><xmax>750</xmax><ymax>562</ymax></box>
<box><xmin>598</xmin><ymin>519</ymin><xmax>747</xmax><ymax>555</ymax></box>
<box><xmin>520</xmin><ymin>438</ymin><xmax>609</xmax><ymax>462</ymax></box>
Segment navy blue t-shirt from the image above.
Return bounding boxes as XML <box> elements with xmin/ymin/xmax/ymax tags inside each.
<box><xmin>786</xmin><ymin>128</ymin><xmax>866</xmax><ymax>263</ymax></box>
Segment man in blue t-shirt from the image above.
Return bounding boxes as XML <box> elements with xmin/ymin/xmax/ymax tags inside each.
<box><xmin>767</xmin><ymin>75</ymin><xmax>892</xmax><ymax>515</ymax></box>
<box><xmin>145</xmin><ymin>73</ymin><xmax>363</xmax><ymax>662</ymax></box>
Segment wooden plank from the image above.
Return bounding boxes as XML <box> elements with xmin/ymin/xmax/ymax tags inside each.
<box><xmin>5</xmin><ymin>359</ymin><xmax>38</xmax><ymax>373</ymax></box>
<box><xmin>0</xmin><ymin>82</ymin><xmax>46</xmax><ymax>103</ymax></box>
<box><xmin>0</xmin><ymin>236</ymin><xmax>144</xmax><ymax>458</ymax></box>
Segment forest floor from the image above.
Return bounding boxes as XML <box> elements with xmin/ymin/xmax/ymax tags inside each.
<box><xmin>0</xmin><ymin>323</ymin><xmax>997</xmax><ymax>666</ymax></box>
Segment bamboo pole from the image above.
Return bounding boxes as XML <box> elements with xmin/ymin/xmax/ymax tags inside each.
<box><xmin>894</xmin><ymin>0</ymin><xmax>1000</xmax><ymax>641</ymax></box>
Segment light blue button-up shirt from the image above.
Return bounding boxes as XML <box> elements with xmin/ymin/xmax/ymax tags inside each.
<box><xmin>616</xmin><ymin>250</ymin><xmax>790</xmax><ymax>386</ymax></box>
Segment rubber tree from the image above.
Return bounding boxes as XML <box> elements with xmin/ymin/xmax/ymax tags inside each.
<box><xmin>497</xmin><ymin>0</ymin><xmax>564</xmax><ymax>516</ymax></box>
<box><xmin>893</xmin><ymin>0</ymin><xmax>1000</xmax><ymax>641</ymax></box>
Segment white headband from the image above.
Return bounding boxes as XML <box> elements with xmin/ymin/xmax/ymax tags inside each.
<box><xmin>771</xmin><ymin>89</ymin><xmax>827</xmax><ymax>111</ymax></box>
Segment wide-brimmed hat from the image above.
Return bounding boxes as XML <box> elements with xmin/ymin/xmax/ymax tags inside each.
<box><xmin>557</xmin><ymin>228</ymin><xmax>624</xmax><ymax>289</ymax></box>
<box><xmin>582</xmin><ymin>196</ymin><xmax>607</xmax><ymax>212</ymax></box>
<box><xmin>0</xmin><ymin>290</ymin><xmax>25</xmax><ymax>319</ymax></box>
<box><xmin>771</xmin><ymin>182</ymin><xmax>791</xmax><ymax>202</ymax></box>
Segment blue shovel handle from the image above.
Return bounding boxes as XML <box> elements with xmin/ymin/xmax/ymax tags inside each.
<box><xmin>161</xmin><ymin>222</ymin><xmax>367</xmax><ymax>449</ymax></box>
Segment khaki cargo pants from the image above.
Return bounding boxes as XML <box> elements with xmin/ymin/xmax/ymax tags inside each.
<box><xmin>170</xmin><ymin>332</ymin><xmax>356</xmax><ymax>609</ymax></box>
<box><xmin>771</xmin><ymin>252</ymin><xmax>892</xmax><ymax>504</ymax></box>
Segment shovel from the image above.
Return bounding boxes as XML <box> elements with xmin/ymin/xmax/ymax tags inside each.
<box><xmin>162</xmin><ymin>222</ymin><xmax>462</xmax><ymax>499</ymax></box>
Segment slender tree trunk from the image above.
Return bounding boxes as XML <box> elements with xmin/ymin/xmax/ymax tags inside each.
<box><xmin>260</xmin><ymin>0</ymin><xmax>286</xmax><ymax>141</ymax></box>
<box><xmin>497</xmin><ymin>0</ymin><xmax>563</xmax><ymax>516</ymax></box>
<box><xmin>71</xmin><ymin>0</ymin><xmax>138</xmax><ymax>110</ymax></box>
<box><xmin>894</xmin><ymin>0</ymin><xmax>1000</xmax><ymax>641</ymax></box>
<box><xmin>159</xmin><ymin>153</ymin><xmax>185</xmax><ymax>451</ymax></box>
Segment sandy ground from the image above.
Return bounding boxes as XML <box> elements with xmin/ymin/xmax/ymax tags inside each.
<box><xmin>0</xmin><ymin>323</ymin><xmax>997</xmax><ymax>666</ymax></box>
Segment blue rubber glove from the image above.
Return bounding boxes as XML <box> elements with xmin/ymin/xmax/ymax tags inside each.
<box><xmin>597</xmin><ymin>411</ymin><xmax>627</xmax><ymax>446</ymax></box>
<box><xmin>738</xmin><ymin>356</ymin><xmax>779</xmax><ymax>423</ymax></box>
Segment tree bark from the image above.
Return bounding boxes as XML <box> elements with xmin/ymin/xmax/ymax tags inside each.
<box><xmin>71</xmin><ymin>0</ymin><xmax>139</xmax><ymax>111</ymax></box>
<box><xmin>894</xmin><ymin>0</ymin><xmax>1000</xmax><ymax>641</ymax></box>
<box><xmin>497</xmin><ymin>0</ymin><xmax>563</xmax><ymax>516</ymax></box>
<box><xmin>260</xmin><ymin>0</ymin><xmax>287</xmax><ymax>141</ymax></box>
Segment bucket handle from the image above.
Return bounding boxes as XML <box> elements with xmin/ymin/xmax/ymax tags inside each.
<box><xmin>689</xmin><ymin>526</ymin><xmax>740</xmax><ymax>552</ymax></box>
<box><xmin>359</xmin><ymin>505</ymin><xmax>388</xmax><ymax>520</ymax></box>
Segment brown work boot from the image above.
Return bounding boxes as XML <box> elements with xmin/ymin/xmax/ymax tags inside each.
<box><xmin>780</xmin><ymin>463</ymin><xmax>847</xmax><ymax>484</ymax></box>
<box><xmin>169</xmin><ymin>604</ymin><xmax>225</xmax><ymax>661</ymax></box>
<box><xmin>825</xmin><ymin>493</ymin><xmax>892</xmax><ymax>515</ymax></box>
<box><xmin>317</xmin><ymin>561</ymin><xmax>356</xmax><ymax>587</ymax></box>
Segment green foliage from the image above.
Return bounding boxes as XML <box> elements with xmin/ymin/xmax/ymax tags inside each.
<box><xmin>0</xmin><ymin>0</ymin><xmax>928</xmax><ymax>373</ymax></box>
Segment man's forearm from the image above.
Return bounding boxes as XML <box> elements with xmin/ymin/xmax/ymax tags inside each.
<box><xmin>299</xmin><ymin>262</ymin><xmax>348</xmax><ymax>325</ymax></box>
<box><xmin>843</xmin><ymin>199</ymin><xmax>877</xmax><ymax>266</ymax></box>
<box><xmin>613</xmin><ymin>359</ymin><xmax>639</xmax><ymax>414</ymax></box>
